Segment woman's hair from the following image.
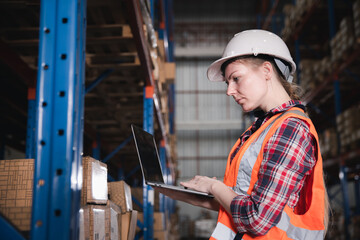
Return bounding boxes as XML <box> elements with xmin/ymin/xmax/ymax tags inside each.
<box><xmin>221</xmin><ymin>55</ymin><xmax>303</xmax><ymax>100</ymax></box>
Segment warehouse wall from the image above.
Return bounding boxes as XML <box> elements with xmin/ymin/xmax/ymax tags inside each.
<box><xmin>175</xmin><ymin>59</ymin><xmax>244</xmax><ymax>179</ymax></box>
<box><xmin>172</xmin><ymin>2</ymin><xmax>254</xmax><ymax>235</ymax></box>
<box><xmin>174</xmin><ymin>59</ymin><xmax>247</xmax><ymax>230</ymax></box>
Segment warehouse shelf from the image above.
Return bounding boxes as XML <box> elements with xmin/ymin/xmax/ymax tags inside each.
<box><xmin>280</xmin><ymin>0</ymin><xmax>360</xmax><ymax>239</ymax></box>
<box><xmin>302</xmin><ymin>46</ymin><xmax>360</xmax><ymax>104</ymax></box>
<box><xmin>0</xmin><ymin>0</ymin><xmax>176</xmax><ymax>239</ymax></box>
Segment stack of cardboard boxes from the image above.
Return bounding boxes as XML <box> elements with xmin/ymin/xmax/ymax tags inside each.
<box><xmin>330</xmin><ymin>16</ymin><xmax>356</xmax><ymax>66</ymax></box>
<box><xmin>81</xmin><ymin>156</ymin><xmax>138</xmax><ymax>240</ymax></box>
<box><xmin>0</xmin><ymin>157</ymin><xmax>139</xmax><ymax>240</ymax></box>
<box><xmin>107</xmin><ymin>180</ymin><xmax>138</xmax><ymax>240</ymax></box>
<box><xmin>281</xmin><ymin>0</ymin><xmax>320</xmax><ymax>41</ymax></box>
<box><xmin>353</xmin><ymin>0</ymin><xmax>360</xmax><ymax>40</ymax></box>
<box><xmin>335</xmin><ymin>104</ymin><xmax>360</xmax><ymax>153</ymax></box>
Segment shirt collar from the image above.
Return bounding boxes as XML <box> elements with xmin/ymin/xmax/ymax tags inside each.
<box><xmin>268</xmin><ymin>100</ymin><xmax>304</xmax><ymax>115</ymax></box>
<box><xmin>253</xmin><ymin>100</ymin><xmax>305</xmax><ymax>120</ymax></box>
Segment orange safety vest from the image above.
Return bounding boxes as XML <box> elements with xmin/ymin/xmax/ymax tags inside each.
<box><xmin>210</xmin><ymin>108</ymin><xmax>325</xmax><ymax>240</ymax></box>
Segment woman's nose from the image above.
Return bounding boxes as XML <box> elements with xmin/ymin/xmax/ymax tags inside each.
<box><xmin>226</xmin><ymin>83</ymin><xmax>235</xmax><ymax>96</ymax></box>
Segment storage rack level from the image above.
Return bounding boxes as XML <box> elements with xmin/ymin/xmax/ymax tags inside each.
<box><xmin>0</xmin><ymin>0</ymin><xmax>176</xmax><ymax>239</ymax></box>
<box><xmin>279</xmin><ymin>0</ymin><xmax>360</xmax><ymax>239</ymax></box>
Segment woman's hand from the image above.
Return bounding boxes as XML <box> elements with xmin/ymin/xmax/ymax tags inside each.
<box><xmin>155</xmin><ymin>175</ymin><xmax>238</xmax><ymax>214</ymax></box>
<box><xmin>180</xmin><ymin>175</ymin><xmax>219</xmax><ymax>194</ymax></box>
<box><xmin>181</xmin><ymin>175</ymin><xmax>238</xmax><ymax>214</ymax></box>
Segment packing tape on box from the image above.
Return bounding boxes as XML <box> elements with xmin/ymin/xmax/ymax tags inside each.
<box><xmin>91</xmin><ymin>161</ymin><xmax>108</xmax><ymax>200</ymax></box>
<box><xmin>124</xmin><ymin>183</ymin><xmax>133</xmax><ymax>210</ymax></box>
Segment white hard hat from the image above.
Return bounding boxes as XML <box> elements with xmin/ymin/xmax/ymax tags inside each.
<box><xmin>207</xmin><ymin>29</ymin><xmax>296</xmax><ymax>82</ymax></box>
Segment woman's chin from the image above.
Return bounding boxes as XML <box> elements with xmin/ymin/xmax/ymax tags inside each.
<box><xmin>240</xmin><ymin>104</ymin><xmax>254</xmax><ymax>113</ymax></box>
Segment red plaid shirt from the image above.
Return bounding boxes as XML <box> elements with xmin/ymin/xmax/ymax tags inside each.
<box><xmin>230</xmin><ymin>100</ymin><xmax>317</xmax><ymax>236</ymax></box>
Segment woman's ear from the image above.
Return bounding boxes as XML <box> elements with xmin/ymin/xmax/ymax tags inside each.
<box><xmin>262</xmin><ymin>61</ymin><xmax>273</xmax><ymax>81</ymax></box>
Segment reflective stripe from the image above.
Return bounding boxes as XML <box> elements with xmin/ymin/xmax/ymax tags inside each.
<box><xmin>277</xmin><ymin>210</ymin><xmax>324</xmax><ymax>240</ymax></box>
<box><xmin>285</xmin><ymin>109</ymin><xmax>308</xmax><ymax>119</ymax></box>
<box><xmin>211</xmin><ymin>222</ymin><xmax>237</xmax><ymax>240</ymax></box>
<box><xmin>234</xmin><ymin>111</ymin><xmax>294</xmax><ymax>195</ymax></box>
<box><xmin>234</xmin><ymin>120</ymin><xmax>273</xmax><ymax>195</ymax></box>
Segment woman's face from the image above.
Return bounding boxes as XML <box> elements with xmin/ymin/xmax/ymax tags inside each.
<box><xmin>224</xmin><ymin>60</ymin><xmax>268</xmax><ymax>112</ymax></box>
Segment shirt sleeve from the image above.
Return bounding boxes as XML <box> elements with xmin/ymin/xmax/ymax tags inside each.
<box><xmin>230</xmin><ymin>117</ymin><xmax>317</xmax><ymax>236</ymax></box>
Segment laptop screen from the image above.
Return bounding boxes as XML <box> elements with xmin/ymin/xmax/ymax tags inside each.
<box><xmin>131</xmin><ymin>125</ymin><xmax>165</xmax><ymax>183</ymax></box>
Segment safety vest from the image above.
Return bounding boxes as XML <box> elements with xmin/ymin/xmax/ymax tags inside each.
<box><xmin>210</xmin><ymin>108</ymin><xmax>325</xmax><ymax>240</ymax></box>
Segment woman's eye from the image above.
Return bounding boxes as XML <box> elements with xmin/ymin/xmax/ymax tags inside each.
<box><xmin>233</xmin><ymin>77</ymin><xmax>239</xmax><ymax>82</ymax></box>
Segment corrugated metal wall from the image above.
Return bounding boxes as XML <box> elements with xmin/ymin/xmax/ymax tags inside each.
<box><xmin>174</xmin><ymin>58</ymin><xmax>249</xmax><ymax>223</ymax></box>
<box><xmin>175</xmin><ymin>59</ymin><xmax>246</xmax><ymax>181</ymax></box>
<box><xmin>173</xmin><ymin>0</ymin><xmax>255</xmax><ymax>227</ymax></box>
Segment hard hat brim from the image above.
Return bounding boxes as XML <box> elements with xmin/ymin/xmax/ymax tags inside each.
<box><xmin>207</xmin><ymin>55</ymin><xmax>238</xmax><ymax>82</ymax></box>
<box><xmin>207</xmin><ymin>53</ymin><xmax>296</xmax><ymax>82</ymax></box>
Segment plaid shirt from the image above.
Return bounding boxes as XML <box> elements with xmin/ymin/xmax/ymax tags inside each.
<box><xmin>230</xmin><ymin>100</ymin><xmax>317</xmax><ymax>236</ymax></box>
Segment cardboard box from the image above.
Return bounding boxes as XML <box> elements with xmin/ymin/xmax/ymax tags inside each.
<box><xmin>83</xmin><ymin>205</ymin><xmax>111</xmax><ymax>240</ymax></box>
<box><xmin>108</xmin><ymin>201</ymin><xmax>122</xmax><ymax>240</ymax></box>
<box><xmin>121</xmin><ymin>210</ymin><xmax>138</xmax><ymax>240</ymax></box>
<box><xmin>108</xmin><ymin>181</ymin><xmax>132</xmax><ymax>212</ymax></box>
<box><xmin>154</xmin><ymin>230</ymin><xmax>168</xmax><ymax>240</ymax></box>
<box><xmin>154</xmin><ymin>212</ymin><xmax>165</xmax><ymax>231</ymax></box>
<box><xmin>0</xmin><ymin>159</ymin><xmax>34</xmax><ymax>231</ymax></box>
<box><xmin>165</xmin><ymin>62</ymin><xmax>176</xmax><ymax>82</ymax></box>
<box><xmin>81</xmin><ymin>156</ymin><xmax>108</xmax><ymax>205</ymax></box>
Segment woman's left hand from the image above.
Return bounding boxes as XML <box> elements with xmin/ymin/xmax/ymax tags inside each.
<box><xmin>180</xmin><ymin>175</ymin><xmax>219</xmax><ymax>194</ymax></box>
<box><xmin>181</xmin><ymin>175</ymin><xmax>238</xmax><ymax>214</ymax></box>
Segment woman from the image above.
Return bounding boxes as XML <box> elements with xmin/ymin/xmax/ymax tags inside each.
<box><xmin>156</xmin><ymin>29</ymin><xmax>329</xmax><ymax>240</ymax></box>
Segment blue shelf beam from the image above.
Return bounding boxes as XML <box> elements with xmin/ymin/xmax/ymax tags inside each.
<box><xmin>92</xmin><ymin>133</ymin><xmax>101</xmax><ymax>160</ymax></box>
<box><xmin>26</xmin><ymin>88</ymin><xmax>36</xmax><ymax>158</ymax></box>
<box><xmin>132</xmin><ymin>196</ymin><xmax>144</xmax><ymax>211</ymax></box>
<box><xmin>102</xmin><ymin>136</ymin><xmax>132</xmax><ymax>163</ymax></box>
<box><xmin>143</xmin><ymin>86</ymin><xmax>155</xmax><ymax>240</ymax></box>
<box><xmin>126</xmin><ymin>165</ymin><xmax>141</xmax><ymax>180</ymax></box>
<box><xmin>31</xmin><ymin>0</ymin><xmax>87</xmax><ymax>239</ymax></box>
<box><xmin>159</xmin><ymin>140</ymin><xmax>166</xmax><ymax>213</ymax></box>
<box><xmin>85</xmin><ymin>69</ymin><xmax>114</xmax><ymax>94</ymax></box>
<box><xmin>0</xmin><ymin>215</ymin><xmax>25</xmax><ymax>240</ymax></box>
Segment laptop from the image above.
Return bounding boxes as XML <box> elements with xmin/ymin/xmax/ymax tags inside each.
<box><xmin>131</xmin><ymin>124</ymin><xmax>213</xmax><ymax>198</ymax></box>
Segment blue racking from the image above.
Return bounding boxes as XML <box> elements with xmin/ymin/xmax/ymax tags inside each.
<box><xmin>30</xmin><ymin>0</ymin><xmax>87</xmax><ymax>239</ymax></box>
<box><xmin>0</xmin><ymin>0</ymin><xmax>176</xmax><ymax>239</ymax></box>
<box><xmin>277</xmin><ymin>1</ymin><xmax>360</xmax><ymax>239</ymax></box>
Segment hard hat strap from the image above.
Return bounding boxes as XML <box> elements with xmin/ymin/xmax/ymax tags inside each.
<box><xmin>274</xmin><ymin>58</ymin><xmax>292</xmax><ymax>83</ymax></box>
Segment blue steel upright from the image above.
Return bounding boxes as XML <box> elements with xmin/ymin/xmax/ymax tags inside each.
<box><xmin>31</xmin><ymin>0</ymin><xmax>87</xmax><ymax>239</ymax></box>
<box><xmin>159</xmin><ymin>140</ymin><xmax>166</xmax><ymax>213</ymax></box>
<box><xmin>26</xmin><ymin>88</ymin><xmax>36</xmax><ymax>158</ymax></box>
<box><xmin>143</xmin><ymin>86</ymin><xmax>155</xmax><ymax>239</ymax></box>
